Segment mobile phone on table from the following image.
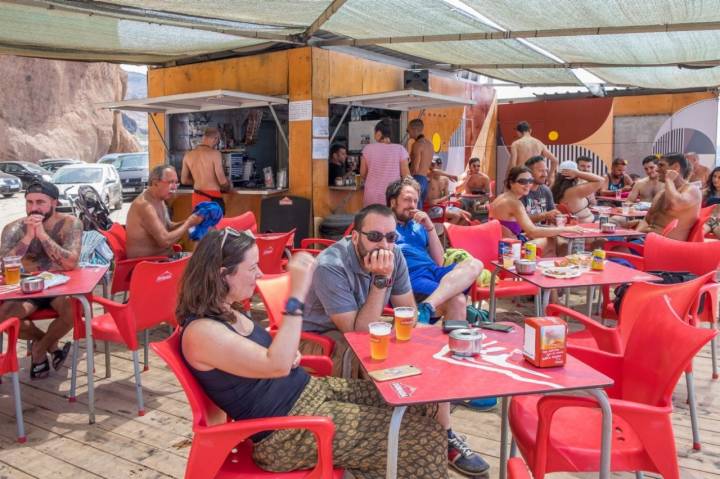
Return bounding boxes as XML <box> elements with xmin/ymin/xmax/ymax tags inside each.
<box><xmin>476</xmin><ymin>322</ymin><xmax>514</xmax><ymax>333</ymax></box>
<box><xmin>368</xmin><ymin>365</ymin><xmax>421</xmax><ymax>382</ymax></box>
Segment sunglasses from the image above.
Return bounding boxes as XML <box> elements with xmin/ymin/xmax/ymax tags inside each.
<box><xmin>359</xmin><ymin>230</ymin><xmax>399</xmax><ymax>243</ymax></box>
<box><xmin>219</xmin><ymin>227</ymin><xmax>255</xmax><ymax>250</ymax></box>
<box><xmin>514</xmin><ymin>178</ymin><xmax>534</xmax><ymax>185</ymax></box>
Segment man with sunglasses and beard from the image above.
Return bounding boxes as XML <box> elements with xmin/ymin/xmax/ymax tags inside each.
<box><xmin>0</xmin><ymin>181</ymin><xmax>81</xmax><ymax>379</ymax></box>
<box><xmin>302</xmin><ymin>202</ymin><xmax>491</xmax><ymax>477</ymax></box>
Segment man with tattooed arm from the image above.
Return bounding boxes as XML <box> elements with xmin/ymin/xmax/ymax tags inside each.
<box><xmin>0</xmin><ymin>181</ymin><xmax>82</xmax><ymax>379</ymax></box>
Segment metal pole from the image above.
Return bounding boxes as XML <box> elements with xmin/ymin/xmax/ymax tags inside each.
<box><xmin>386</xmin><ymin>406</ymin><xmax>408</xmax><ymax>479</ymax></box>
<box><xmin>499</xmin><ymin>397</ymin><xmax>510</xmax><ymax>479</ymax></box>
<box><xmin>149</xmin><ymin>114</ymin><xmax>170</xmax><ymax>154</ymax></box>
<box><xmin>588</xmin><ymin>389</ymin><xmax>612</xmax><ymax>479</ymax></box>
<box><xmin>268</xmin><ymin>104</ymin><xmax>289</xmax><ymax>149</ymax></box>
<box><xmin>329</xmin><ymin>103</ymin><xmax>352</xmax><ymax>143</ymax></box>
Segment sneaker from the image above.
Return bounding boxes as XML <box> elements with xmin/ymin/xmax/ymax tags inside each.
<box><xmin>417</xmin><ymin>302</ymin><xmax>435</xmax><ymax>324</ymax></box>
<box><xmin>448</xmin><ymin>430</ymin><xmax>490</xmax><ymax>476</ymax></box>
<box><xmin>463</xmin><ymin>397</ymin><xmax>498</xmax><ymax>411</ymax></box>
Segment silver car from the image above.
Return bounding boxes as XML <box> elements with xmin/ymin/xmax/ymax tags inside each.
<box><xmin>53</xmin><ymin>164</ymin><xmax>123</xmax><ymax>212</ymax></box>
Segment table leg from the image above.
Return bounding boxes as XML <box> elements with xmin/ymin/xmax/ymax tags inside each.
<box><xmin>73</xmin><ymin>294</ymin><xmax>95</xmax><ymax>424</ymax></box>
<box><xmin>585</xmin><ymin>286</ymin><xmax>594</xmax><ymax>317</ymax></box>
<box><xmin>588</xmin><ymin>389</ymin><xmax>612</xmax><ymax>479</ymax></box>
<box><xmin>534</xmin><ymin>289</ymin><xmax>543</xmax><ymax>316</ymax></box>
<box><xmin>386</xmin><ymin>406</ymin><xmax>407</xmax><ymax>479</ymax></box>
<box><xmin>488</xmin><ymin>269</ymin><xmax>498</xmax><ymax>322</ymax></box>
<box><xmin>499</xmin><ymin>396</ymin><xmax>510</xmax><ymax>479</ymax></box>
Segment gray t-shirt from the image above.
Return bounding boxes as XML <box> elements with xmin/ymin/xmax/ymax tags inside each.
<box><xmin>303</xmin><ymin>237</ymin><xmax>412</xmax><ymax>333</ymax></box>
<box><xmin>522</xmin><ymin>185</ymin><xmax>555</xmax><ymax>218</ymax></box>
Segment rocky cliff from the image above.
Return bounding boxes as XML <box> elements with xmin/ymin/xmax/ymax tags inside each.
<box><xmin>0</xmin><ymin>56</ymin><xmax>140</xmax><ymax>163</ymax></box>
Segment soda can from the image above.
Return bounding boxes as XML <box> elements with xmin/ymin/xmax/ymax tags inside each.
<box><xmin>591</xmin><ymin>249</ymin><xmax>606</xmax><ymax>271</ymax></box>
<box><xmin>598</xmin><ymin>215</ymin><xmax>609</xmax><ymax>229</ymax></box>
<box><xmin>523</xmin><ymin>242</ymin><xmax>537</xmax><ymax>261</ymax></box>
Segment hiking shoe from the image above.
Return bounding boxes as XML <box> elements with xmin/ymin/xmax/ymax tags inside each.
<box><xmin>448</xmin><ymin>430</ymin><xmax>490</xmax><ymax>476</ymax></box>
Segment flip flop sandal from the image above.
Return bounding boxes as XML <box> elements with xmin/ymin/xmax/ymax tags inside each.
<box><xmin>51</xmin><ymin>341</ymin><xmax>72</xmax><ymax>370</ymax></box>
<box><xmin>30</xmin><ymin>358</ymin><xmax>50</xmax><ymax>380</ymax></box>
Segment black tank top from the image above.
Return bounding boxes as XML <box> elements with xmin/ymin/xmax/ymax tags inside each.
<box><xmin>180</xmin><ymin>316</ymin><xmax>310</xmax><ymax>440</ymax></box>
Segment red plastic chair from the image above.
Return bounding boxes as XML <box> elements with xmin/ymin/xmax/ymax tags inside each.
<box><xmin>70</xmin><ymin>256</ymin><xmax>190</xmax><ymax>415</ymax></box>
<box><xmin>216</xmin><ymin>211</ymin><xmax>258</xmax><ymax>234</ymax></box>
<box><xmin>445</xmin><ymin>221</ymin><xmax>540</xmax><ymax>305</ymax></box>
<box><xmin>255</xmin><ymin>273</ymin><xmax>335</xmax><ymax>357</ymax></box>
<box><xmin>0</xmin><ymin>317</ymin><xmax>26</xmax><ymax>443</ymax></box>
<box><xmin>687</xmin><ymin>205</ymin><xmax>715</xmax><ymax>242</ymax></box>
<box><xmin>507</xmin><ymin>457</ymin><xmax>532</xmax><ymax>479</ymax></box>
<box><xmin>100</xmin><ymin>223</ymin><xmax>177</xmax><ymax>297</ymax></box>
<box><xmin>256</xmin><ymin>230</ymin><xmax>295</xmax><ymax>274</ymax></box>
<box><xmin>510</xmin><ymin>297</ymin><xmax>717</xmax><ymax>479</ymax></box>
<box><xmin>151</xmin><ymin>329</ymin><xmax>343</xmax><ymax>479</ymax></box>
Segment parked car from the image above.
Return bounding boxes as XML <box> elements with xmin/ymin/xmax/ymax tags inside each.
<box><xmin>0</xmin><ymin>161</ymin><xmax>53</xmax><ymax>188</ymax></box>
<box><xmin>39</xmin><ymin>158</ymin><xmax>83</xmax><ymax>173</ymax></box>
<box><xmin>0</xmin><ymin>170</ymin><xmax>22</xmax><ymax>198</ymax></box>
<box><xmin>98</xmin><ymin>152</ymin><xmax>148</xmax><ymax>199</ymax></box>
<box><xmin>53</xmin><ymin>163</ymin><xmax>123</xmax><ymax>212</ymax></box>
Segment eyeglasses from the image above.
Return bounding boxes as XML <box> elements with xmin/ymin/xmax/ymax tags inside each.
<box><xmin>360</xmin><ymin>230</ymin><xmax>399</xmax><ymax>243</ymax></box>
<box><xmin>219</xmin><ymin>227</ymin><xmax>254</xmax><ymax>250</ymax></box>
<box><xmin>514</xmin><ymin>178</ymin><xmax>533</xmax><ymax>185</ymax></box>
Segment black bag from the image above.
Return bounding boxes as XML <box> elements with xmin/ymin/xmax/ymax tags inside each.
<box><xmin>613</xmin><ymin>271</ymin><xmax>704</xmax><ymax>314</ymax></box>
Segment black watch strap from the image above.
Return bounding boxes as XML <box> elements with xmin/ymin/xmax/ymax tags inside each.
<box><xmin>372</xmin><ymin>275</ymin><xmax>393</xmax><ymax>289</ymax></box>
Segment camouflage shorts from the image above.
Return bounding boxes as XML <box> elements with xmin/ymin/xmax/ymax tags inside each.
<box><xmin>252</xmin><ymin>376</ymin><xmax>448</xmax><ymax>479</ymax></box>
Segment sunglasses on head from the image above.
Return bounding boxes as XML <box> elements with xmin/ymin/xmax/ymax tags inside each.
<box><xmin>359</xmin><ymin>230</ymin><xmax>398</xmax><ymax>243</ymax></box>
<box><xmin>515</xmin><ymin>178</ymin><xmax>533</xmax><ymax>185</ymax></box>
<box><xmin>219</xmin><ymin>227</ymin><xmax>255</xmax><ymax>250</ymax></box>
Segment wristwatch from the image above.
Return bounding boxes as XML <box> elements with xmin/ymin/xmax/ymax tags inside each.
<box><xmin>283</xmin><ymin>297</ymin><xmax>304</xmax><ymax>316</ymax></box>
<box><xmin>372</xmin><ymin>275</ymin><xmax>393</xmax><ymax>289</ymax></box>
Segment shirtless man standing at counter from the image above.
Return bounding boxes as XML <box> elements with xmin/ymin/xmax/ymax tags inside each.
<box><xmin>510</xmin><ymin>121</ymin><xmax>558</xmax><ymax>185</ymax></box>
<box><xmin>181</xmin><ymin>127</ymin><xmax>231</xmax><ymax>213</ymax></box>
<box><xmin>407</xmin><ymin>119</ymin><xmax>434</xmax><ymax>206</ymax></box>
<box><xmin>630</xmin><ymin>153</ymin><xmax>701</xmax><ymax>241</ymax></box>
<box><xmin>126</xmin><ymin>165</ymin><xmax>201</xmax><ymax>259</ymax></box>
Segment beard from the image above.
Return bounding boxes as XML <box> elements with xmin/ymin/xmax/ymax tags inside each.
<box><xmin>355</xmin><ymin>239</ymin><xmax>390</xmax><ymax>261</ymax></box>
<box><xmin>29</xmin><ymin>208</ymin><xmax>53</xmax><ymax>221</ymax></box>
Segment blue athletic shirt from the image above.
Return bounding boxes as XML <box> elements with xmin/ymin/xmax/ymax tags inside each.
<box><xmin>395</xmin><ymin>220</ymin><xmax>437</xmax><ymax>274</ymax></box>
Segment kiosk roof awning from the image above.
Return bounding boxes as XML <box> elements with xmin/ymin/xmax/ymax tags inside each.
<box><xmin>329</xmin><ymin>89</ymin><xmax>475</xmax><ymax>111</ymax></box>
<box><xmin>99</xmin><ymin>89</ymin><xmax>288</xmax><ymax>114</ymax></box>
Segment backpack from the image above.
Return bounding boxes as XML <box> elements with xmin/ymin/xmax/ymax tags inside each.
<box><xmin>613</xmin><ymin>271</ymin><xmax>704</xmax><ymax>314</ymax></box>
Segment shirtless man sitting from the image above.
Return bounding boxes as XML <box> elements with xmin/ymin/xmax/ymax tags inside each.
<box><xmin>126</xmin><ymin>165</ymin><xmax>202</xmax><ymax>258</ymax></box>
<box><xmin>456</xmin><ymin>157</ymin><xmax>491</xmax><ymax>221</ymax></box>
<box><xmin>687</xmin><ymin>152</ymin><xmax>710</xmax><ymax>185</ymax></box>
<box><xmin>627</xmin><ymin>156</ymin><xmax>664</xmax><ymax>203</ymax></box>
<box><xmin>407</xmin><ymin>118</ymin><xmax>434</xmax><ymax>207</ymax></box>
<box><xmin>181</xmin><ymin>127</ymin><xmax>231</xmax><ymax>213</ymax></box>
<box><xmin>0</xmin><ymin>181</ymin><xmax>81</xmax><ymax>378</ymax></box>
<box><xmin>629</xmin><ymin>153</ymin><xmax>701</xmax><ymax>241</ymax></box>
<box><xmin>510</xmin><ymin>121</ymin><xmax>558</xmax><ymax>184</ymax></box>
<box><xmin>426</xmin><ymin>158</ymin><xmax>470</xmax><ymax>225</ymax></box>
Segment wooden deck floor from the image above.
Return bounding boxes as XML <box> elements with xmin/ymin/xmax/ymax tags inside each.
<box><xmin>0</xmin><ymin>293</ymin><xmax>718</xmax><ymax>479</ymax></box>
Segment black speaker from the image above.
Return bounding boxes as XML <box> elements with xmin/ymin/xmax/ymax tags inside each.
<box><xmin>404</xmin><ymin>69</ymin><xmax>429</xmax><ymax>92</ymax></box>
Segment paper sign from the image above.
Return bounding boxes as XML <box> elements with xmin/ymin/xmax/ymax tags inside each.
<box><xmin>289</xmin><ymin>100</ymin><xmax>312</xmax><ymax>122</ymax></box>
<box><xmin>312</xmin><ymin>138</ymin><xmax>329</xmax><ymax>160</ymax></box>
<box><xmin>313</xmin><ymin>116</ymin><xmax>329</xmax><ymax>137</ymax></box>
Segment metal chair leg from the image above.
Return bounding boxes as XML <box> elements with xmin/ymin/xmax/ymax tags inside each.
<box><xmin>26</xmin><ymin>339</ymin><xmax>31</xmax><ymax>357</ymax></box>
<box><xmin>68</xmin><ymin>341</ymin><xmax>80</xmax><ymax>402</ymax></box>
<box><xmin>11</xmin><ymin>372</ymin><xmax>26</xmax><ymax>443</ymax></box>
<box><xmin>104</xmin><ymin>341</ymin><xmax>111</xmax><ymax>378</ymax></box>
<box><xmin>132</xmin><ymin>350</ymin><xmax>145</xmax><ymax>416</ymax></box>
<box><xmin>711</xmin><ymin>335</ymin><xmax>718</xmax><ymax>379</ymax></box>
<box><xmin>510</xmin><ymin>439</ymin><xmax>517</xmax><ymax>457</ymax></box>
<box><xmin>686</xmin><ymin>370</ymin><xmax>701</xmax><ymax>450</ymax></box>
<box><xmin>635</xmin><ymin>472</ymin><xmax>644</xmax><ymax>479</ymax></box>
<box><xmin>143</xmin><ymin>329</ymin><xmax>149</xmax><ymax>372</ymax></box>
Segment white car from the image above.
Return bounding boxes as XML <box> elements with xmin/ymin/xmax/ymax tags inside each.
<box><xmin>53</xmin><ymin>163</ymin><xmax>123</xmax><ymax>212</ymax></box>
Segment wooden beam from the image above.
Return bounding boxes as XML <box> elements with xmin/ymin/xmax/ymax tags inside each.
<box><xmin>302</xmin><ymin>0</ymin><xmax>348</xmax><ymax>39</ymax></box>
<box><xmin>313</xmin><ymin>21</ymin><xmax>720</xmax><ymax>46</ymax></box>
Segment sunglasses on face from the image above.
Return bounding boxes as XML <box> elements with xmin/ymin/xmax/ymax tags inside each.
<box><xmin>220</xmin><ymin>227</ymin><xmax>255</xmax><ymax>250</ymax></box>
<box><xmin>359</xmin><ymin>230</ymin><xmax>399</xmax><ymax>243</ymax></box>
<box><xmin>514</xmin><ymin>178</ymin><xmax>533</xmax><ymax>185</ymax></box>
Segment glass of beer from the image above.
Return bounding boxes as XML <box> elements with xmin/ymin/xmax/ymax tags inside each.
<box><xmin>393</xmin><ymin>307</ymin><xmax>415</xmax><ymax>341</ymax></box>
<box><xmin>3</xmin><ymin>255</ymin><xmax>21</xmax><ymax>285</ymax></box>
<box><xmin>369</xmin><ymin>321</ymin><xmax>392</xmax><ymax>361</ymax></box>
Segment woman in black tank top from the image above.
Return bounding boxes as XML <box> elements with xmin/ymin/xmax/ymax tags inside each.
<box><xmin>176</xmin><ymin>229</ymin><xmax>452</xmax><ymax>478</ymax></box>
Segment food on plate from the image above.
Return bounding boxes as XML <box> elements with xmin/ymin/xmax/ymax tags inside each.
<box><xmin>554</xmin><ymin>254</ymin><xmax>592</xmax><ymax>268</ymax></box>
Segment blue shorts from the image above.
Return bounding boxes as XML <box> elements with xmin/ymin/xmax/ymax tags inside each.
<box><xmin>413</xmin><ymin>175</ymin><xmax>429</xmax><ymax>206</ymax></box>
<box><xmin>410</xmin><ymin>262</ymin><xmax>457</xmax><ymax>297</ymax></box>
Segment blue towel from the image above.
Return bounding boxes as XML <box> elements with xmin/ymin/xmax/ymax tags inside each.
<box><xmin>189</xmin><ymin>201</ymin><xmax>224</xmax><ymax>241</ymax></box>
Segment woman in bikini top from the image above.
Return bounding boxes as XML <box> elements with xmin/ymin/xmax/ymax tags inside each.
<box><xmin>551</xmin><ymin>162</ymin><xmax>605</xmax><ymax>224</ymax></box>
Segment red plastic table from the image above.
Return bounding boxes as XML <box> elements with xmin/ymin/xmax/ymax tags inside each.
<box><xmin>0</xmin><ymin>266</ymin><xmax>108</xmax><ymax>424</ymax></box>
<box><xmin>591</xmin><ymin>206</ymin><xmax>647</xmax><ymax>218</ymax></box>
<box><xmin>488</xmin><ymin>258</ymin><xmax>660</xmax><ymax>320</ymax></box>
<box><xmin>345</xmin><ymin>326</ymin><xmax>614</xmax><ymax>479</ymax></box>
<box><xmin>595</xmin><ymin>195</ymin><xmax>625</xmax><ymax>204</ymax></box>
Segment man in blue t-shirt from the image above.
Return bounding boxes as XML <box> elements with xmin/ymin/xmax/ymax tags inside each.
<box><xmin>386</xmin><ymin>177</ymin><xmax>483</xmax><ymax>324</ymax></box>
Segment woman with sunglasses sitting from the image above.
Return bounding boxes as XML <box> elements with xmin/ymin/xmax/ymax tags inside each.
<box><xmin>490</xmin><ymin>166</ymin><xmax>582</xmax><ymax>256</ymax></box>
<box><xmin>177</xmin><ymin>228</ymin><xmax>450</xmax><ymax>478</ymax></box>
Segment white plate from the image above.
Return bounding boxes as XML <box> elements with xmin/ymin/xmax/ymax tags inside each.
<box><xmin>542</xmin><ymin>269</ymin><xmax>583</xmax><ymax>279</ymax></box>
<box><xmin>537</xmin><ymin>260</ymin><xmax>555</xmax><ymax>269</ymax></box>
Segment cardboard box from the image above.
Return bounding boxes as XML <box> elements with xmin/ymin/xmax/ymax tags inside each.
<box><xmin>523</xmin><ymin>316</ymin><xmax>567</xmax><ymax>368</ymax></box>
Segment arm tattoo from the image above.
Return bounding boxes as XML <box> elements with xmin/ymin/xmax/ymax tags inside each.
<box><xmin>0</xmin><ymin>222</ymin><xmax>30</xmax><ymax>258</ymax></box>
<box><xmin>40</xmin><ymin>218</ymin><xmax>82</xmax><ymax>270</ymax></box>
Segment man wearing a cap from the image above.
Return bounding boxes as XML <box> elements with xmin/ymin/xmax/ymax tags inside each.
<box><xmin>0</xmin><ymin>180</ymin><xmax>82</xmax><ymax>378</ymax></box>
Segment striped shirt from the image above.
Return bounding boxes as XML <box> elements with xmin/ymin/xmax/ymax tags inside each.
<box><xmin>361</xmin><ymin>143</ymin><xmax>408</xmax><ymax>206</ymax></box>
